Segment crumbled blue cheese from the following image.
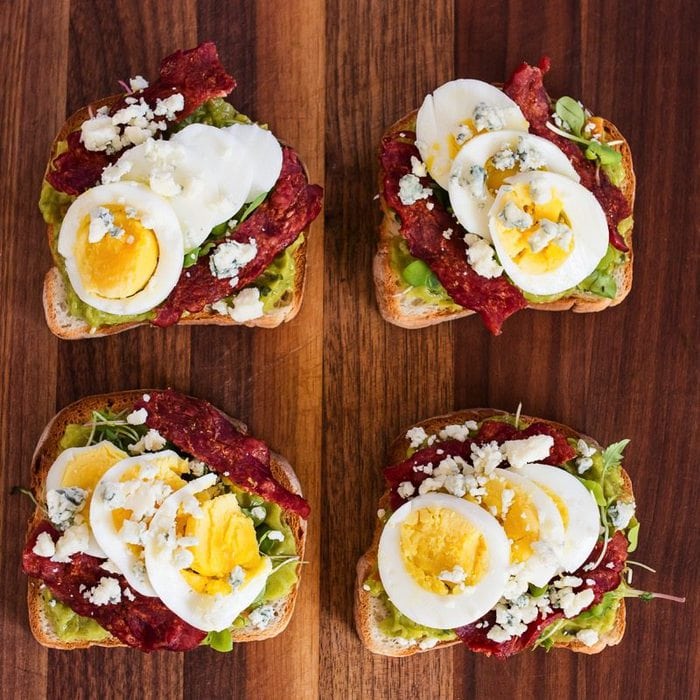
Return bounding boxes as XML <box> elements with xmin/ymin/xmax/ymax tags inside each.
<box><xmin>575</xmin><ymin>440</ymin><xmax>597</xmax><ymax>474</ymax></box>
<box><xmin>491</xmin><ymin>145</ymin><xmax>517</xmax><ymax>171</ymax></box>
<box><xmin>442</xmin><ymin>228</ymin><xmax>453</xmax><ymax>240</ymax></box>
<box><xmin>83</xmin><ymin>577</ymin><xmax>122</xmax><ymax>606</ymax></box>
<box><xmin>461</xmin><ymin>164</ymin><xmax>487</xmax><ymax>201</ymax></box>
<box><xmin>47</xmin><ymin>487</ymin><xmax>87</xmax><ymax>530</ymax></box>
<box><xmin>473</xmin><ymin>102</ymin><xmax>504</xmax><ymax>132</ymax></box>
<box><xmin>499</xmin><ymin>202</ymin><xmax>533</xmax><ymax>230</ymax></box>
<box><xmin>528</xmin><ymin>176</ymin><xmax>551</xmax><ymax>204</ymax></box>
<box><xmin>231</xmin><ymin>288</ymin><xmax>264</xmax><ymax>322</ymax></box>
<box><xmin>128</xmin><ymin>75</ymin><xmax>149</xmax><ymax>92</ymax></box>
<box><xmin>128</xmin><ymin>428</ymin><xmax>167</xmax><ymax>454</ymax></box>
<box><xmin>229</xmin><ymin>565</ymin><xmax>245</xmax><ymax>589</ymax></box>
<box><xmin>248</xmin><ymin>605</ymin><xmax>276</xmax><ymax>630</ymax></box>
<box><xmin>81</xmin><ymin>93</ymin><xmax>183</xmax><ymax>154</ymax></box>
<box><xmin>470</xmin><ymin>441</ymin><xmax>504</xmax><ymax>475</ymax></box>
<box><xmin>189</xmin><ymin>459</ymin><xmax>208</xmax><ymax>477</ymax></box>
<box><xmin>267</xmin><ymin>530</ymin><xmax>285</xmax><ymax>542</ymax></box>
<box><xmin>528</xmin><ymin>219</ymin><xmax>571</xmax><ymax>253</ymax></box>
<box><xmin>501</xmin><ymin>435</ymin><xmax>554</xmax><ymax>469</ymax></box>
<box><xmin>32</xmin><ymin>532</ymin><xmax>56</xmax><ymax>558</ymax></box>
<box><xmin>608</xmin><ymin>501</ymin><xmax>636</xmax><ymax>529</ymax></box>
<box><xmin>487</xmin><ymin>591</ymin><xmax>553</xmax><ymax>642</ymax></box>
<box><xmin>88</xmin><ymin>207</ymin><xmax>124</xmax><ymax>243</ymax></box>
<box><xmin>209</xmin><ymin>239</ymin><xmax>258</xmax><ymax>282</ymax></box>
<box><xmin>397</xmin><ymin>481</ymin><xmax>416</xmax><ymax>499</ymax></box>
<box><xmin>405</xmin><ymin>426</ymin><xmax>428</xmax><ymax>448</ymax></box>
<box><xmin>515</xmin><ymin>137</ymin><xmax>545</xmax><ymax>171</ymax></box>
<box><xmin>119</xmin><ymin>518</ymin><xmax>147</xmax><ymax>546</ymax></box>
<box><xmin>51</xmin><ymin>523</ymin><xmax>90</xmax><ymax>562</ymax></box>
<box><xmin>454</xmin><ymin>123</ymin><xmax>473</xmax><ymax>146</ymax></box>
<box><xmin>576</xmin><ymin>628</ymin><xmax>599</xmax><ymax>647</ymax></box>
<box><xmin>418</xmin><ymin>637</ymin><xmax>439</xmax><ymax>650</ymax></box>
<box><xmin>398</xmin><ymin>173</ymin><xmax>432</xmax><ymax>205</ymax></box>
<box><xmin>410</xmin><ymin>156</ymin><xmax>428</xmax><ymax>177</ymax></box>
<box><xmin>126</xmin><ymin>407</ymin><xmax>148</xmax><ymax>425</ymax></box>
<box><xmin>250</xmin><ymin>505</ymin><xmax>267</xmax><ymax>521</ymax></box>
<box><xmin>438</xmin><ymin>421</ymin><xmax>477</xmax><ymax>441</ymax></box>
<box><xmin>548</xmin><ymin>576</ymin><xmax>594</xmax><ymax>618</ymax></box>
<box><xmin>463</xmin><ymin>234</ymin><xmax>503</xmax><ymax>279</ymax></box>
<box><xmin>101</xmin><ymin>559</ymin><xmax>121</xmax><ymax>574</ymax></box>
<box><xmin>438</xmin><ymin>565</ymin><xmax>466</xmax><ymax>589</ymax></box>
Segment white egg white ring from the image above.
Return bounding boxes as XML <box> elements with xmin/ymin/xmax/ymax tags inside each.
<box><xmin>57</xmin><ymin>182</ymin><xmax>184</xmax><ymax>315</ymax></box>
<box><xmin>489</xmin><ymin>171</ymin><xmax>609</xmax><ymax>296</ymax></box>
<box><xmin>45</xmin><ymin>441</ymin><xmax>128</xmax><ymax>559</ymax></box>
<box><xmin>90</xmin><ymin>450</ymin><xmax>186</xmax><ymax>597</ymax></box>
<box><xmin>492</xmin><ymin>468</ymin><xmax>566</xmax><ymax>587</ymax></box>
<box><xmin>416</xmin><ymin>79</ymin><xmax>529</xmax><ymax>189</ymax></box>
<box><xmin>515</xmin><ymin>463</ymin><xmax>599</xmax><ymax>573</ymax></box>
<box><xmin>448</xmin><ymin>131</ymin><xmax>580</xmax><ymax>238</ymax></box>
<box><xmin>223</xmin><ymin>123</ymin><xmax>283</xmax><ymax>202</ymax></box>
<box><xmin>144</xmin><ymin>474</ymin><xmax>272</xmax><ymax>632</ymax></box>
<box><xmin>378</xmin><ymin>493</ymin><xmax>511</xmax><ymax>629</ymax></box>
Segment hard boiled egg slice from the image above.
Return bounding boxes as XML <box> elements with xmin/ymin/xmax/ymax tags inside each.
<box><xmin>45</xmin><ymin>441</ymin><xmax>128</xmax><ymax>557</ymax></box>
<box><xmin>144</xmin><ymin>474</ymin><xmax>272</xmax><ymax>632</ymax></box>
<box><xmin>90</xmin><ymin>451</ymin><xmax>190</xmax><ymax>596</ymax></box>
<box><xmin>515</xmin><ymin>464</ymin><xmax>599</xmax><ymax>573</ymax></box>
<box><xmin>472</xmin><ymin>468</ymin><xmax>566</xmax><ymax>588</ymax></box>
<box><xmin>378</xmin><ymin>493</ymin><xmax>510</xmax><ymax>629</ymax></box>
<box><xmin>57</xmin><ymin>182</ymin><xmax>184</xmax><ymax>315</ymax></box>
<box><xmin>489</xmin><ymin>171</ymin><xmax>609</xmax><ymax>295</ymax></box>
<box><xmin>223</xmin><ymin>123</ymin><xmax>283</xmax><ymax>201</ymax></box>
<box><xmin>416</xmin><ymin>79</ymin><xmax>529</xmax><ymax>189</ymax></box>
<box><xmin>448</xmin><ymin>131</ymin><xmax>580</xmax><ymax>238</ymax></box>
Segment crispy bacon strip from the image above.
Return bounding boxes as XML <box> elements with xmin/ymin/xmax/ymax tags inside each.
<box><xmin>153</xmin><ymin>147</ymin><xmax>322</xmax><ymax>327</ymax></box>
<box><xmin>504</xmin><ymin>57</ymin><xmax>631</xmax><ymax>252</ymax></box>
<box><xmin>22</xmin><ymin>523</ymin><xmax>207</xmax><ymax>652</ymax></box>
<box><xmin>46</xmin><ymin>42</ymin><xmax>236</xmax><ymax>196</ymax></box>
<box><xmin>136</xmin><ymin>390</ymin><xmax>310</xmax><ymax>519</ymax></box>
<box><xmin>455</xmin><ymin>532</ymin><xmax>628</xmax><ymax>657</ymax></box>
<box><xmin>381</xmin><ymin>135</ymin><xmax>527</xmax><ymax>335</ymax></box>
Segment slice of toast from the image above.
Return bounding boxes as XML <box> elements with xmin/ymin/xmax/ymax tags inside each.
<box><xmin>25</xmin><ymin>390</ymin><xmax>308</xmax><ymax>649</ymax></box>
<box><xmin>355</xmin><ymin>409</ymin><xmax>632</xmax><ymax>657</ymax></box>
<box><xmin>42</xmin><ymin>98</ymin><xmax>312</xmax><ymax>339</ymax></box>
<box><xmin>374</xmin><ymin>108</ymin><xmax>636</xmax><ymax>329</ymax></box>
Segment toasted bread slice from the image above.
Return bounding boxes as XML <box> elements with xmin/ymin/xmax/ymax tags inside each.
<box><xmin>374</xmin><ymin>108</ymin><xmax>636</xmax><ymax>329</ymax></box>
<box><xmin>355</xmin><ymin>409</ymin><xmax>632</xmax><ymax>657</ymax></box>
<box><xmin>26</xmin><ymin>390</ymin><xmax>307</xmax><ymax>650</ymax></box>
<box><xmin>42</xmin><ymin>98</ymin><xmax>311</xmax><ymax>339</ymax></box>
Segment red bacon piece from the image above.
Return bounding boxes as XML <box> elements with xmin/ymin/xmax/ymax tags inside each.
<box><xmin>504</xmin><ymin>58</ymin><xmax>631</xmax><ymax>252</ymax></box>
<box><xmin>46</xmin><ymin>42</ymin><xmax>236</xmax><ymax>196</ymax></box>
<box><xmin>380</xmin><ymin>135</ymin><xmax>527</xmax><ymax>335</ymax></box>
<box><xmin>153</xmin><ymin>147</ymin><xmax>322</xmax><ymax>327</ymax></box>
<box><xmin>135</xmin><ymin>390</ymin><xmax>310</xmax><ymax>519</ymax></box>
<box><xmin>384</xmin><ymin>440</ymin><xmax>474</xmax><ymax>510</ymax></box>
<box><xmin>22</xmin><ymin>522</ymin><xmax>206</xmax><ymax>652</ymax></box>
<box><xmin>455</xmin><ymin>532</ymin><xmax>628</xmax><ymax>657</ymax></box>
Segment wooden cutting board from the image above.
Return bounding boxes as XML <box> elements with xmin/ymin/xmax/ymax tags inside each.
<box><xmin>0</xmin><ymin>1</ymin><xmax>697</xmax><ymax>698</ymax></box>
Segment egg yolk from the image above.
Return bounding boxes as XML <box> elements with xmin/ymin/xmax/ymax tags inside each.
<box><xmin>399</xmin><ymin>506</ymin><xmax>489</xmax><ymax>595</ymax></box>
<box><xmin>74</xmin><ymin>205</ymin><xmax>159</xmax><ymax>299</ymax></box>
<box><xmin>60</xmin><ymin>442</ymin><xmax>127</xmax><ymax>511</ymax></box>
<box><xmin>180</xmin><ymin>494</ymin><xmax>264</xmax><ymax>596</ymax></box>
<box><xmin>473</xmin><ymin>478</ymin><xmax>540</xmax><ymax>565</ymax></box>
<box><xmin>494</xmin><ymin>184</ymin><xmax>573</xmax><ymax>275</ymax></box>
<box><xmin>539</xmin><ymin>485</ymin><xmax>569</xmax><ymax>530</ymax></box>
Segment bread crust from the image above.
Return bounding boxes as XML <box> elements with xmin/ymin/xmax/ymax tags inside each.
<box><xmin>42</xmin><ymin>98</ymin><xmax>311</xmax><ymax>339</ymax></box>
<box><xmin>25</xmin><ymin>390</ymin><xmax>307</xmax><ymax>650</ymax></box>
<box><xmin>355</xmin><ymin>409</ymin><xmax>632</xmax><ymax>657</ymax></box>
<box><xmin>374</xmin><ymin>104</ymin><xmax>635</xmax><ymax>328</ymax></box>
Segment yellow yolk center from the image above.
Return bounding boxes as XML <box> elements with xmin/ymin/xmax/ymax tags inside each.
<box><xmin>60</xmin><ymin>442</ymin><xmax>127</xmax><ymax>511</ymax></box>
<box><xmin>539</xmin><ymin>485</ymin><xmax>569</xmax><ymax>530</ymax></box>
<box><xmin>399</xmin><ymin>506</ymin><xmax>489</xmax><ymax>595</ymax></box>
<box><xmin>494</xmin><ymin>183</ymin><xmax>573</xmax><ymax>275</ymax></box>
<box><xmin>472</xmin><ymin>478</ymin><xmax>540</xmax><ymax>565</ymax></box>
<box><xmin>180</xmin><ymin>494</ymin><xmax>264</xmax><ymax>596</ymax></box>
<box><xmin>74</xmin><ymin>205</ymin><xmax>159</xmax><ymax>299</ymax></box>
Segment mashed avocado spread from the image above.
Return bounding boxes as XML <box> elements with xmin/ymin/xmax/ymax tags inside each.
<box><xmin>44</xmin><ymin>420</ymin><xmax>300</xmax><ymax>647</ymax></box>
<box><xmin>39</xmin><ymin>98</ymin><xmax>299</xmax><ymax>328</ymax></box>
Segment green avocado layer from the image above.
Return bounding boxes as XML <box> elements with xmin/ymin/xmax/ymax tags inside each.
<box><xmin>43</xmin><ymin>419</ymin><xmax>300</xmax><ymax>646</ymax></box>
<box><xmin>40</xmin><ymin>98</ymin><xmax>300</xmax><ymax>328</ymax></box>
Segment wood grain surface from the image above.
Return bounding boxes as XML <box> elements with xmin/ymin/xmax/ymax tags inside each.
<box><xmin>0</xmin><ymin>0</ymin><xmax>697</xmax><ymax>698</ymax></box>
